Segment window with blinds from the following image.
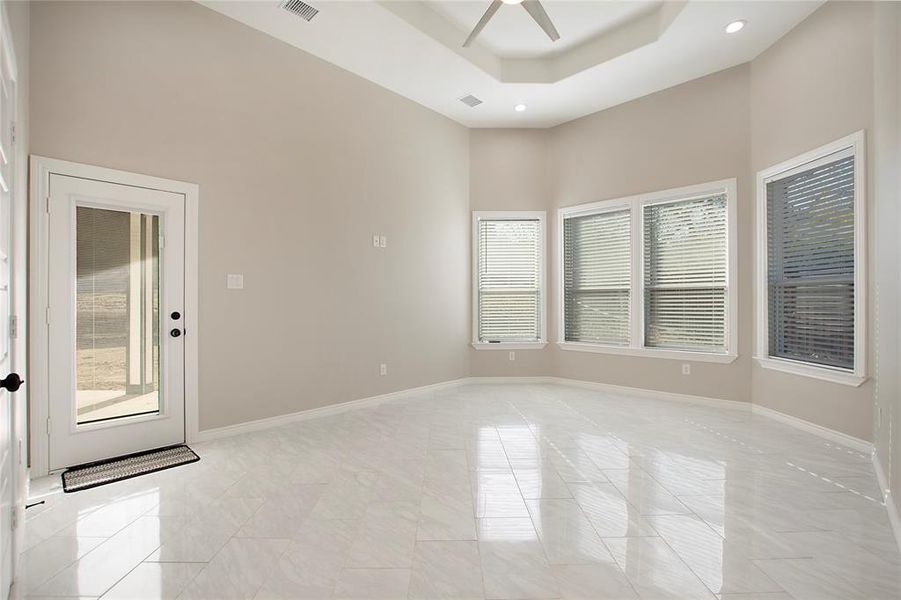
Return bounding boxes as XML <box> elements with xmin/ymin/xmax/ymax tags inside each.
<box><xmin>563</xmin><ymin>210</ymin><xmax>631</xmax><ymax>345</ymax></box>
<box><xmin>476</xmin><ymin>216</ymin><xmax>543</xmax><ymax>343</ymax></box>
<box><xmin>643</xmin><ymin>195</ymin><xmax>728</xmax><ymax>352</ymax></box>
<box><xmin>765</xmin><ymin>150</ymin><xmax>855</xmax><ymax>370</ymax></box>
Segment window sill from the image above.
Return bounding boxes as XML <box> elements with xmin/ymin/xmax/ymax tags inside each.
<box><xmin>557</xmin><ymin>342</ymin><xmax>738</xmax><ymax>364</ymax></box>
<box><xmin>472</xmin><ymin>342</ymin><xmax>548</xmax><ymax>350</ymax></box>
<box><xmin>755</xmin><ymin>357</ymin><xmax>866</xmax><ymax>387</ymax></box>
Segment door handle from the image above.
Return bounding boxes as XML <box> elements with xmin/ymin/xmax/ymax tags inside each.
<box><xmin>0</xmin><ymin>373</ymin><xmax>24</xmax><ymax>392</ymax></box>
<box><xmin>170</xmin><ymin>328</ymin><xmax>182</xmax><ymax>338</ymax></box>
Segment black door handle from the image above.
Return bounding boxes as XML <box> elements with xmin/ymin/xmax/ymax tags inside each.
<box><xmin>0</xmin><ymin>373</ymin><xmax>24</xmax><ymax>392</ymax></box>
<box><xmin>170</xmin><ymin>328</ymin><xmax>182</xmax><ymax>338</ymax></box>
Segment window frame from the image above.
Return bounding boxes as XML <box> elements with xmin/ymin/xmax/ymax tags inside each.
<box><xmin>472</xmin><ymin>210</ymin><xmax>547</xmax><ymax>350</ymax></box>
<box><xmin>754</xmin><ymin>130</ymin><xmax>866</xmax><ymax>387</ymax></box>
<box><xmin>557</xmin><ymin>179</ymin><xmax>738</xmax><ymax>363</ymax></box>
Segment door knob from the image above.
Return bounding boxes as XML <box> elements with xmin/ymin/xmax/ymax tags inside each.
<box><xmin>0</xmin><ymin>373</ymin><xmax>24</xmax><ymax>392</ymax></box>
<box><xmin>170</xmin><ymin>328</ymin><xmax>182</xmax><ymax>338</ymax></box>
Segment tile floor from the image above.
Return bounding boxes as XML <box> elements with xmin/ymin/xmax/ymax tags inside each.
<box><xmin>16</xmin><ymin>382</ymin><xmax>901</xmax><ymax>599</ymax></box>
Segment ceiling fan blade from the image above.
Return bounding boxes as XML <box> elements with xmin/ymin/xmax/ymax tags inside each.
<box><xmin>463</xmin><ymin>0</ymin><xmax>503</xmax><ymax>47</ymax></box>
<box><xmin>521</xmin><ymin>0</ymin><xmax>560</xmax><ymax>42</ymax></box>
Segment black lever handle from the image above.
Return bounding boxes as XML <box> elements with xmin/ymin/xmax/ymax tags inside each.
<box><xmin>0</xmin><ymin>373</ymin><xmax>24</xmax><ymax>392</ymax></box>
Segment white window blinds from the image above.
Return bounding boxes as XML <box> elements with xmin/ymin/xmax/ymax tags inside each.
<box><xmin>563</xmin><ymin>210</ymin><xmax>631</xmax><ymax>345</ymax></box>
<box><xmin>477</xmin><ymin>218</ymin><xmax>542</xmax><ymax>343</ymax></box>
<box><xmin>643</xmin><ymin>195</ymin><xmax>728</xmax><ymax>351</ymax></box>
<box><xmin>766</xmin><ymin>152</ymin><xmax>855</xmax><ymax>370</ymax></box>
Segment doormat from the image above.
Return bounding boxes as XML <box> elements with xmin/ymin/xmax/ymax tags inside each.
<box><xmin>61</xmin><ymin>444</ymin><xmax>200</xmax><ymax>493</ymax></box>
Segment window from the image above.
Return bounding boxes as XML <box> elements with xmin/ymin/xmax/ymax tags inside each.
<box><xmin>756</xmin><ymin>132</ymin><xmax>865</xmax><ymax>386</ymax></box>
<box><xmin>563</xmin><ymin>209</ymin><xmax>631</xmax><ymax>345</ymax></box>
<box><xmin>558</xmin><ymin>180</ymin><xmax>736</xmax><ymax>362</ymax></box>
<box><xmin>473</xmin><ymin>212</ymin><xmax>546</xmax><ymax>348</ymax></box>
<box><xmin>644</xmin><ymin>195</ymin><xmax>728</xmax><ymax>351</ymax></box>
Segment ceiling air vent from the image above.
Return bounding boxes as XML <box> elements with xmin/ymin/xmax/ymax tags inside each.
<box><xmin>279</xmin><ymin>0</ymin><xmax>319</xmax><ymax>22</ymax></box>
<box><xmin>459</xmin><ymin>94</ymin><xmax>483</xmax><ymax>108</ymax></box>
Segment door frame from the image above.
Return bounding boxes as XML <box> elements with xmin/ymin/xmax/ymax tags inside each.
<box><xmin>29</xmin><ymin>156</ymin><xmax>199</xmax><ymax>477</ymax></box>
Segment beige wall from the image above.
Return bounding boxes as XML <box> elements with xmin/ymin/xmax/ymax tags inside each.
<box><xmin>749</xmin><ymin>1</ymin><xmax>876</xmax><ymax>441</ymax></box>
<box><xmin>468</xmin><ymin>2</ymin><xmax>892</xmax><ymax>445</ymax></box>
<box><xmin>871</xmin><ymin>0</ymin><xmax>901</xmax><ymax>521</ymax></box>
<box><xmin>468</xmin><ymin>67</ymin><xmax>753</xmax><ymax>401</ymax></box>
<box><xmin>29</xmin><ymin>1</ymin><xmax>470</xmax><ymax>431</ymax></box>
<box><xmin>548</xmin><ymin>65</ymin><xmax>753</xmax><ymax>402</ymax></box>
<box><xmin>468</xmin><ymin>129</ymin><xmax>553</xmax><ymax>377</ymax></box>
<box><xmin>29</xmin><ymin>1</ymin><xmax>893</xmax><ymax>458</ymax></box>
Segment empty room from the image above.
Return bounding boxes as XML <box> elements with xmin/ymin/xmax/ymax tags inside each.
<box><xmin>0</xmin><ymin>0</ymin><xmax>899</xmax><ymax>598</ymax></box>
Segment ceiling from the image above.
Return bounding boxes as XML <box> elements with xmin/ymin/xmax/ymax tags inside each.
<box><xmin>201</xmin><ymin>0</ymin><xmax>823</xmax><ymax>128</ymax></box>
<box><xmin>426</xmin><ymin>1</ymin><xmax>662</xmax><ymax>59</ymax></box>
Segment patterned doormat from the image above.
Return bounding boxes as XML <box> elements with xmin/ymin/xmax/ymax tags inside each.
<box><xmin>61</xmin><ymin>444</ymin><xmax>200</xmax><ymax>493</ymax></box>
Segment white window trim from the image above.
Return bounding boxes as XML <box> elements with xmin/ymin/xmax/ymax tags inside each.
<box><xmin>754</xmin><ymin>130</ymin><xmax>866</xmax><ymax>387</ymax></box>
<box><xmin>556</xmin><ymin>178</ymin><xmax>738</xmax><ymax>362</ymax></box>
<box><xmin>472</xmin><ymin>210</ymin><xmax>547</xmax><ymax>349</ymax></box>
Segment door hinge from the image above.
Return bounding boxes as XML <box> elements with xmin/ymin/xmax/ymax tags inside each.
<box><xmin>9</xmin><ymin>314</ymin><xmax>16</xmax><ymax>339</ymax></box>
<box><xmin>45</xmin><ymin>306</ymin><xmax>51</xmax><ymax>325</ymax></box>
<box><xmin>10</xmin><ymin>507</ymin><xmax>17</xmax><ymax>530</ymax></box>
<box><xmin>46</xmin><ymin>417</ymin><xmax>51</xmax><ymax>435</ymax></box>
<box><xmin>46</xmin><ymin>196</ymin><xmax>51</xmax><ymax>213</ymax></box>
<box><xmin>10</xmin><ymin>121</ymin><xmax>16</xmax><ymax>145</ymax></box>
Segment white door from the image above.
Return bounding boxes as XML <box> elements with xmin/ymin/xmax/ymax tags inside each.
<box><xmin>0</xmin><ymin>8</ymin><xmax>18</xmax><ymax>595</ymax></box>
<box><xmin>47</xmin><ymin>175</ymin><xmax>185</xmax><ymax>471</ymax></box>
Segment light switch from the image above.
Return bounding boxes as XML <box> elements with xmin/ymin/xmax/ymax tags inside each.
<box><xmin>372</xmin><ymin>235</ymin><xmax>380</xmax><ymax>248</ymax></box>
<box><xmin>226</xmin><ymin>274</ymin><xmax>244</xmax><ymax>290</ymax></box>
<box><xmin>379</xmin><ymin>235</ymin><xmax>387</xmax><ymax>248</ymax></box>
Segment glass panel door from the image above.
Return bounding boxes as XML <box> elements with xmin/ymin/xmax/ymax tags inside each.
<box><xmin>48</xmin><ymin>173</ymin><xmax>185</xmax><ymax>471</ymax></box>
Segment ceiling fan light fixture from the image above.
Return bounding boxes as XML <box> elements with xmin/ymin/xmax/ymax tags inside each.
<box><xmin>725</xmin><ymin>20</ymin><xmax>746</xmax><ymax>34</ymax></box>
<box><xmin>514</xmin><ymin>104</ymin><xmax>527</xmax><ymax>112</ymax></box>
<box><xmin>501</xmin><ymin>0</ymin><xmax>524</xmax><ymax>4</ymax></box>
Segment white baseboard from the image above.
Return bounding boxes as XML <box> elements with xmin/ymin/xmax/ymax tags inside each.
<box><xmin>467</xmin><ymin>376</ymin><xmax>556</xmax><ymax>385</ymax></box>
<box><xmin>546</xmin><ymin>377</ymin><xmax>751</xmax><ymax>411</ymax></box>
<box><xmin>468</xmin><ymin>375</ymin><xmax>749</xmax><ymax>411</ymax></box>
<box><xmin>191</xmin><ymin>378</ymin><xmax>469</xmax><ymax>443</ymax></box>
<box><xmin>750</xmin><ymin>403</ymin><xmax>873</xmax><ymax>454</ymax></box>
<box><xmin>874</xmin><ymin>453</ymin><xmax>901</xmax><ymax>556</ymax></box>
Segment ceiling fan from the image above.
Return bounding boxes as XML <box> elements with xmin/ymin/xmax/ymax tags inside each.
<box><xmin>463</xmin><ymin>0</ymin><xmax>560</xmax><ymax>48</ymax></box>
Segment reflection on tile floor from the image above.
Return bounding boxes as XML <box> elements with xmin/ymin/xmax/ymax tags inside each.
<box><xmin>17</xmin><ymin>383</ymin><xmax>901</xmax><ymax>599</ymax></box>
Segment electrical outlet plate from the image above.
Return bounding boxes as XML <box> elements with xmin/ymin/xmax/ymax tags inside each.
<box><xmin>372</xmin><ymin>235</ymin><xmax>380</xmax><ymax>248</ymax></box>
<box><xmin>379</xmin><ymin>363</ymin><xmax>387</xmax><ymax>376</ymax></box>
<box><xmin>226</xmin><ymin>273</ymin><xmax>244</xmax><ymax>289</ymax></box>
<box><xmin>681</xmin><ymin>363</ymin><xmax>690</xmax><ymax>375</ymax></box>
<box><xmin>379</xmin><ymin>235</ymin><xmax>387</xmax><ymax>248</ymax></box>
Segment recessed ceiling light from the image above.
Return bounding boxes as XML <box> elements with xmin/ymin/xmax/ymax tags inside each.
<box><xmin>725</xmin><ymin>20</ymin><xmax>746</xmax><ymax>34</ymax></box>
<box><xmin>514</xmin><ymin>104</ymin><xmax>527</xmax><ymax>112</ymax></box>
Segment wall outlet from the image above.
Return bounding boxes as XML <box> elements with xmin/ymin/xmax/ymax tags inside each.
<box><xmin>380</xmin><ymin>363</ymin><xmax>387</xmax><ymax>376</ymax></box>
<box><xmin>226</xmin><ymin>273</ymin><xmax>244</xmax><ymax>289</ymax></box>
<box><xmin>379</xmin><ymin>235</ymin><xmax>387</xmax><ymax>248</ymax></box>
<box><xmin>372</xmin><ymin>234</ymin><xmax>380</xmax><ymax>248</ymax></box>
<box><xmin>681</xmin><ymin>363</ymin><xmax>691</xmax><ymax>375</ymax></box>
<box><xmin>509</xmin><ymin>351</ymin><xmax>516</xmax><ymax>361</ymax></box>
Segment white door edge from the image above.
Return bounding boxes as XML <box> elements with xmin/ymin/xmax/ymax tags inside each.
<box><xmin>29</xmin><ymin>156</ymin><xmax>199</xmax><ymax>478</ymax></box>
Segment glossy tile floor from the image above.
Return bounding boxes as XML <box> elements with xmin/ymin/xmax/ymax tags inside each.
<box><xmin>17</xmin><ymin>383</ymin><xmax>901</xmax><ymax>599</ymax></box>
